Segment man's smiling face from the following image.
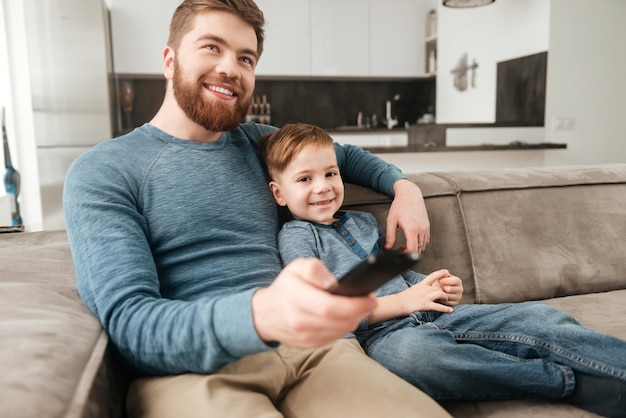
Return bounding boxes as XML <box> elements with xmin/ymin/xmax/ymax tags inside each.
<box><xmin>171</xmin><ymin>10</ymin><xmax>258</xmax><ymax>132</ymax></box>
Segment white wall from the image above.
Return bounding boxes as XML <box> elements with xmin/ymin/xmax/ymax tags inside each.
<box><xmin>0</xmin><ymin>0</ymin><xmax>43</xmax><ymax>229</ymax></box>
<box><xmin>2</xmin><ymin>0</ymin><xmax>113</xmax><ymax>231</ymax></box>
<box><xmin>378</xmin><ymin>0</ymin><xmax>626</xmax><ymax>173</ymax></box>
<box><xmin>543</xmin><ymin>0</ymin><xmax>626</xmax><ymax>166</ymax></box>
<box><xmin>436</xmin><ymin>0</ymin><xmax>550</xmax><ymax>124</ymax></box>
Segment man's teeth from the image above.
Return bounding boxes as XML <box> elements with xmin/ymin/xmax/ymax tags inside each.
<box><xmin>209</xmin><ymin>86</ymin><xmax>234</xmax><ymax>96</ymax></box>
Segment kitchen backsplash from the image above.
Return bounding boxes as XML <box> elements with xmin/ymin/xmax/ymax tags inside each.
<box><xmin>112</xmin><ymin>77</ymin><xmax>436</xmax><ymax>136</ymax></box>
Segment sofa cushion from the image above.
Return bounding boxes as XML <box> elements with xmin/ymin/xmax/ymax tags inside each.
<box><xmin>544</xmin><ymin>289</ymin><xmax>626</xmax><ymax>338</ymax></box>
<box><xmin>408</xmin><ymin>165</ymin><xmax>626</xmax><ymax>304</ymax></box>
<box><xmin>346</xmin><ymin>165</ymin><xmax>626</xmax><ymax>304</ymax></box>
<box><xmin>460</xmin><ymin>182</ymin><xmax>626</xmax><ymax>303</ymax></box>
<box><xmin>430</xmin><ymin>163</ymin><xmax>626</xmax><ymax>192</ymax></box>
<box><xmin>441</xmin><ymin>397</ymin><xmax>601</xmax><ymax>418</ymax></box>
<box><xmin>0</xmin><ymin>231</ymin><xmax>125</xmax><ymax>418</ymax></box>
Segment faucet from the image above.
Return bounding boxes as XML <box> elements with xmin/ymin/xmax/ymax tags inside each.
<box><xmin>385</xmin><ymin>94</ymin><xmax>400</xmax><ymax>129</ymax></box>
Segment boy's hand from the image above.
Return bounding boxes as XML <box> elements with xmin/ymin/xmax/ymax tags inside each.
<box><xmin>400</xmin><ymin>271</ymin><xmax>453</xmax><ymax>314</ymax></box>
<box><xmin>385</xmin><ymin>179</ymin><xmax>430</xmax><ymax>254</ymax></box>
<box><xmin>434</xmin><ymin>270</ymin><xmax>464</xmax><ymax>307</ymax></box>
<box><xmin>368</xmin><ymin>269</ymin><xmax>463</xmax><ymax>325</ymax></box>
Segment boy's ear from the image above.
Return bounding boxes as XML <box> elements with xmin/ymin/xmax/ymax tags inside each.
<box><xmin>269</xmin><ymin>181</ymin><xmax>287</xmax><ymax>206</ymax></box>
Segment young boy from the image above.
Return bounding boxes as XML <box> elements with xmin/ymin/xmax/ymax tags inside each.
<box><xmin>261</xmin><ymin>122</ymin><xmax>463</xmax><ymax>326</ymax></box>
<box><xmin>261</xmin><ymin>122</ymin><xmax>626</xmax><ymax>418</ymax></box>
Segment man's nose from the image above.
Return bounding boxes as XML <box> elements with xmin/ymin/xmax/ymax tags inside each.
<box><xmin>215</xmin><ymin>53</ymin><xmax>240</xmax><ymax>79</ymax></box>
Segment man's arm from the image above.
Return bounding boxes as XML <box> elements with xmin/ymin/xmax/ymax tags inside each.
<box><xmin>334</xmin><ymin>143</ymin><xmax>430</xmax><ymax>253</ymax></box>
<box><xmin>386</xmin><ymin>179</ymin><xmax>430</xmax><ymax>253</ymax></box>
<box><xmin>252</xmin><ymin>258</ymin><xmax>377</xmax><ymax>347</ymax></box>
<box><xmin>64</xmin><ymin>145</ymin><xmax>271</xmax><ymax>376</ymax></box>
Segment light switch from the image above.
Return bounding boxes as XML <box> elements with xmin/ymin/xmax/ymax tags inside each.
<box><xmin>551</xmin><ymin>116</ymin><xmax>575</xmax><ymax>130</ymax></box>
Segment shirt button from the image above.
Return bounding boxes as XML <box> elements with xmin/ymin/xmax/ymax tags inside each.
<box><xmin>341</xmin><ymin>230</ymin><xmax>348</xmax><ymax>236</ymax></box>
<box><xmin>348</xmin><ymin>239</ymin><xmax>355</xmax><ymax>246</ymax></box>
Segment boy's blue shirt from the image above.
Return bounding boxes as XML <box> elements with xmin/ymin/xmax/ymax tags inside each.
<box><xmin>277</xmin><ymin>210</ymin><xmax>427</xmax><ymax>332</ymax></box>
<box><xmin>63</xmin><ymin>122</ymin><xmax>405</xmax><ymax>375</ymax></box>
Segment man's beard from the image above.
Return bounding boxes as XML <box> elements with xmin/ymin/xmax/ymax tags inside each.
<box><xmin>172</xmin><ymin>60</ymin><xmax>252</xmax><ymax>132</ymax></box>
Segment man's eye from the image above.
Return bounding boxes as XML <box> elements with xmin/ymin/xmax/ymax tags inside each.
<box><xmin>240</xmin><ymin>56</ymin><xmax>254</xmax><ymax>66</ymax></box>
<box><xmin>205</xmin><ymin>44</ymin><xmax>218</xmax><ymax>52</ymax></box>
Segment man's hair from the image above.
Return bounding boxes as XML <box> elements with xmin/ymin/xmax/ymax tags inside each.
<box><xmin>168</xmin><ymin>0</ymin><xmax>265</xmax><ymax>57</ymax></box>
<box><xmin>261</xmin><ymin>123</ymin><xmax>335</xmax><ymax>178</ymax></box>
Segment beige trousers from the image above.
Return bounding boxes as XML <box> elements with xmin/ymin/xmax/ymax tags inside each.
<box><xmin>126</xmin><ymin>338</ymin><xmax>450</xmax><ymax>418</ymax></box>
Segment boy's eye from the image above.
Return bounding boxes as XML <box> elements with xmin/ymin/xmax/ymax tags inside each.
<box><xmin>297</xmin><ymin>177</ymin><xmax>310</xmax><ymax>183</ymax></box>
<box><xmin>205</xmin><ymin>44</ymin><xmax>219</xmax><ymax>52</ymax></box>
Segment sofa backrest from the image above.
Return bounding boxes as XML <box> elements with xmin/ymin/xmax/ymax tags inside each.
<box><xmin>343</xmin><ymin>164</ymin><xmax>626</xmax><ymax>304</ymax></box>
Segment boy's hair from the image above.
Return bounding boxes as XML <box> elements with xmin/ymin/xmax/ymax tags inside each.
<box><xmin>261</xmin><ymin>123</ymin><xmax>335</xmax><ymax>178</ymax></box>
<box><xmin>168</xmin><ymin>0</ymin><xmax>265</xmax><ymax>57</ymax></box>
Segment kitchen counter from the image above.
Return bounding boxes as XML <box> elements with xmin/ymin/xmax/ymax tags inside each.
<box><xmin>327</xmin><ymin>125</ymin><xmax>566</xmax><ymax>153</ymax></box>
<box><xmin>327</xmin><ymin>127</ymin><xmax>409</xmax><ymax>134</ymax></box>
<box><xmin>361</xmin><ymin>142</ymin><xmax>567</xmax><ymax>154</ymax></box>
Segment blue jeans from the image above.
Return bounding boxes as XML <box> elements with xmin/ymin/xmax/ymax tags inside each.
<box><xmin>356</xmin><ymin>302</ymin><xmax>626</xmax><ymax>400</ymax></box>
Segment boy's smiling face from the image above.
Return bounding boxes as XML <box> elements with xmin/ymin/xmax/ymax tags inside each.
<box><xmin>269</xmin><ymin>143</ymin><xmax>344</xmax><ymax>225</ymax></box>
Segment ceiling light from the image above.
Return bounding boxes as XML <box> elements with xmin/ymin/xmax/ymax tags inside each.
<box><xmin>443</xmin><ymin>0</ymin><xmax>495</xmax><ymax>8</ymax></box>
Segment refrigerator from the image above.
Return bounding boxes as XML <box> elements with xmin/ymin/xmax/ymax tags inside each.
<box><xmin>22</xmin><ymin>0</ymin><xmax>113</xmax><ymax>230</ymax></box>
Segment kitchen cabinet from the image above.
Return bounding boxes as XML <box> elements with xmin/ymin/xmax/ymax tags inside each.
<box><xmin>310</xmin><ymin>0</ymin><xmax>369</xmax><ymax>77</ymax></box>
<box><xmin>268</xmin><ymin>0</ymin><xmax>433</xmax><ymax>77</ymax></box>
<box><xmin>369</xmin><ymin>0</ymin><xmax>430</xmax><ymax>77</ymax></box>
<box><xmin>109</xmin><ymin>0</ymin><xmax>178</xmax><ymax>74</ymax></box>
<box><xmin>254</xmin><ymin>0</ymin><xmax>311</xmax><ymax>76</ymax></box>
<box><xmin>109</xmin><ymin>0</ymin><xmax>434</xmax><ymax>78</ymax></box>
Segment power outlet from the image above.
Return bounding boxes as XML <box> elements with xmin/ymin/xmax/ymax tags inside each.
<box><xmin>552</xmin><ymin>116</ymin><xmax>575</xmax><ymax>130</ymax></box>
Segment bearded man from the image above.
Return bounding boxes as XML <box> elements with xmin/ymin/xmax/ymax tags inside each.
<box><xmin>62</xmin><ymin>1</ymin><xmax>441</xmax><ymax>417</ymax></box>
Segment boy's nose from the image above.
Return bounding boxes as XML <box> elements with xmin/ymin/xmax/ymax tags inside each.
<box><xmin>313</xmin><ymin>178</ymin><xmax>332</xmax><ymax>192</ymax></box>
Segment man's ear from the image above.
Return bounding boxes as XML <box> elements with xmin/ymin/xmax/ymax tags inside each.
<box><xmin>163</xmin><ymin>46</ymin><xmax>175</xmax><ymax>79</ymax></box>
<box><xmin>269</xmin><ymin>181</ymin><xmax>287</xmax><ymax>206</ymax></box>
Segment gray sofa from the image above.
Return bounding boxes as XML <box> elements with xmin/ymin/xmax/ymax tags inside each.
<box><xmin>2</xmin><ymin>164</ymin><xmax>625</xmax><ymax>417</ymax></box>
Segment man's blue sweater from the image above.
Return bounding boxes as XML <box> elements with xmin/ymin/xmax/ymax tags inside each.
<box><xmin>63</xmin><ymin>122</ymin><xmax>404</xmax><ymax>375</ymax></box>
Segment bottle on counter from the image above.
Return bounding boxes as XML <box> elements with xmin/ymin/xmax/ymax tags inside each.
<box><xmin>245</xmin><ymin>95</ymin><xmax>272</xmax><ymax>125</ymax></box>
<box><xmin>261</xmin><ymin>94</ymin><xmax>271</xmax><ymax>125</ymax></box>
<box><xmin>245</xmin><ymin>102</ymin><xmax>254</xmax><ymax>123</ymax></box>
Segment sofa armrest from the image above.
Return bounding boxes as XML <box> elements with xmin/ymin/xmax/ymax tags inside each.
<box><xmin>0</xmin><ymin>231</ymin><xmax>127</xmax><ymax>418</ymax></box>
